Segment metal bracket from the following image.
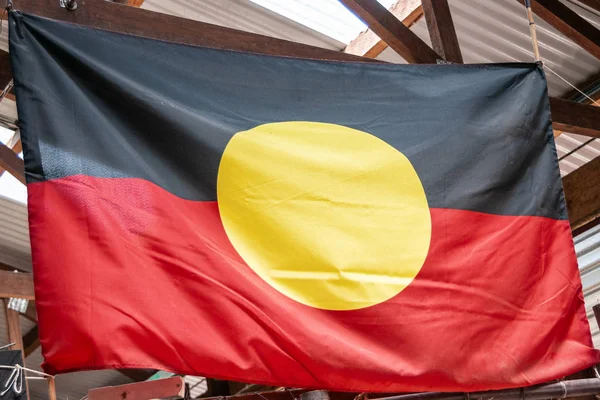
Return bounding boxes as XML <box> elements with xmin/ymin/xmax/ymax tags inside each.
<box><xmin>7</xmin><ymin>298</ymin><xmax>28</xmax><ymax>313</ymax></box>
<box><xmin>59</xmin><ymin>0</ymin><xmax>77</xmax><ymax>11</ymax></box>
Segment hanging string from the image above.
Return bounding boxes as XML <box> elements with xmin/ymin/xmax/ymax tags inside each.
<box><xmin>520</xmin><ymin>1</ymin><xmax>600</xmax><ymax>107</ymax></box>
<box><xmin>0</xmin><ymin>365</ymin><xmax>22</xmax><ymax>396</ymax></box>
<box><xmin>0</xmin><ymin>364</ymin><xmax>55</xmax><ymax>396</ymax></box>
<box><xmin>544</xmin><ymin>64</ymin><xmax>600</xmax><ymax>107</ymax></box>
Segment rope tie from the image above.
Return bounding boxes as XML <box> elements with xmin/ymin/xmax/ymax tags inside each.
<box><xmin>0</xmin><ymin>364</ymin><xmax>22</xmax><ymax>396</ymax></box>
<box><xmin>544</xmin><ymin>65</ymin><xmax>600</xmax><ymax>106</ymax></box>
<box><xmin>0</xmin><ymin>364</ymin><xmax>55</xmax><ymax>396</ymax></box>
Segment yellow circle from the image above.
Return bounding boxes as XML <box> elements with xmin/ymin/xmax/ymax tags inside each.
<box><xmin>217</xmin><ymin>122</ymin><xmax>431</xmax><ymax>310</ymax></box>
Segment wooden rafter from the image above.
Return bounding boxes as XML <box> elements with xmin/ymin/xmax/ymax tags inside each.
<box><xmin>338</xmin><ymin>0</ymin><xmax>440</xmax><ymax>63</ymax></box>
<box><xmin>549</xmin><ymin>97</ymin><xmax>600</xmax><ymax>138</ymax></box>
<box><xmin>0</xmin><ymin>130</ymin><xmax>21</xmax><ymax>178</ymax></box>
<box><xmin>3</xmin><ymin>299</ymin><xmax>24</xmax><ymax>350</ymax></box>
<box><xmin>563</xmin><ymin>156</ymin><xmax>600</xmax><ymax>233</ymax></box>
<box><xmin>0</xmin><ymin>270</ymin><xmax>34</xmax><ymax>300</ymax></box>
<box><xmin>0</xmin><ymin>51</ymin><xmax>12</xmax><ymax>90</ymax></box>
<box><xmin>519</xmin><ymin>0</ymin><xmax>600</xmax><ymax>61</ymax></box>
<box><xmin>12</xmin><ymin>0</ymin><xmax>377</xmax><ymax>63</ymax></box>
<box><xmin>421</xmin><ymin>0</ymin><xmax>462</xmax><ymax>63</ymax></box>
<box><xmin>0</xmin><ymin>141</ymin><xmax>25</xmax><ymax>184</ymax></box>
<box><xmin>553</xmin><ymin>70</ymin><xmax>600</xmax><ymax>138</ymax></box>
<box><xmin>344</xmin><ymin>0</ymin><xmax>423</xmax><ymax>58</ymax></box>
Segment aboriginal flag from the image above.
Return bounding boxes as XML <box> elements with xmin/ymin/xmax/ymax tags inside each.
<box><xmin>10</xmin><ymin>11</ymin><xmax>600</xmax><ymax>393</ymax></box>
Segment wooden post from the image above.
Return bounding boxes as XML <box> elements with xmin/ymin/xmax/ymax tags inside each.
<box><xmin>47</xmin><ymin>376</ymin><xmax>57</xmax><ymax>400</ymax></box>
<box><xmin>421</xmin><ymin>0</ymin><xmax>463</xmax><ymax>63</ymax></box>
<box><xmin>338</xmin><ymin>0</ymin><xmax>440</xmax><ymax>63</ymax></box>
<box><xmin>3</xmin><ymin>299</ymin><xmax>29</xmax><ymax>400</ymax></box>
<box><xmin>593</xmin><ymin>303</ymin><xmax>600</xmax><ymax>331</ymax></box>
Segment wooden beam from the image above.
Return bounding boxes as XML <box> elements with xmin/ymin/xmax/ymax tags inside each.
<box><xmin>576</xmin><ymin>0</ymin><xmax>600</xmax><ymax>14</ymax></box>
<box><xmin>549</xmin><ymin>97</ymin><xmax>600</xmax><ymax>138</ymax></box>
<box><xmin>11</xmin><ymin>0</ymin><xmax>377</xmax><ymax>63</ymax></box>
<box><xmin>0</xmin><ymin>142</ymin><xmax>25</xmax><ymax>184</ymax></box>
<box><xmin>88</xmin><ymin>376</ymin><xmax>185</xmax><ymax>400</ymax></box>
<box><xmin>3</xmin><ymin>298</ymin><xmax>29</xmax><ymax>400</ymax></box>
<box><xmin>563</xmin><ymin>156</ymin><xmax>600</xmax><ymax>232</ymax></box>
<box><xmin>338</xmin><ymin>0</ymin><xmax>441</xmax><ymax>63</ymax></box>
<box><xmin>344</xmin><ymin>0</ymin><xmax>423</xmax><ymax>58</ymax></box>
<box><xmin>0</xmin><ymin>51</ymin><xmax>12</xmax><ymax>90</ymax></box>
<box><xmin>519</xmin><ymin>0</ymin><xmax>600</xmax><ymax>61</ymax></box>
<box><xmin>22</xmin><ymin>325</ymin><xmax>39</xmax><ymax>357</ymax></box>
<box><xmin>421</xmin><ymin>0</ymin><xmax>463</xmax><ymax>63</ymax></box>
<box><xmin>3</xmin><ymin>299</ymin><xmax>24</xmax><ymax>351</ymax></box>
<box><xmin>0</xmin><ymin>271</ymin><xmax>34</xmax><ymax>300</ymax></box>
<box><xmin>0</xmin><ymin>131</ymin><xmax>22</xmax><ymax>179</ymax></box>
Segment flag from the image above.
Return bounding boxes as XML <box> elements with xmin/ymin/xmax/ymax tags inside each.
<box><xmin>10</xmin><ymin>11</ymin><xmax>599</xmax><ymax>393</ymax></box>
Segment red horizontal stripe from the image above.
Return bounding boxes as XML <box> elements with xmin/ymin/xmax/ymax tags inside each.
<box><xmin>28</xmin><ymin>175</ymin><xmax>599</xmax><ymax>392</ymax></box>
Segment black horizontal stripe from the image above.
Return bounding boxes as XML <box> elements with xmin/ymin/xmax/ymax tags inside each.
<box><xmin>10</xmin><ymin>12</ymin><xmax>565</xmax><ymax>219</ymax></box>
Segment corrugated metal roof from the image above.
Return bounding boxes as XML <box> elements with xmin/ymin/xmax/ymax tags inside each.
<box><xmin>556</xmin><ymin>134</ymin><xmax>600</xmax><ymax>176</ymax></box>
<box><xmin>141</xmin><ymin>0</ymin><xmax>345</xmax><ymax>50</ymax></box>
<box><xmin>577</xmin><ymin>224</ymin><xmax>600</xmax><ymax>348</ymax></box>
<box><xmin>249</xmin><ymin>0</ymin><xmax>396</xmax><ymax>43</ymax></box>
<box><xmin>0</xmin><ymin>195</ymin><xmax>30</xmax><ymax>271</ymax></box>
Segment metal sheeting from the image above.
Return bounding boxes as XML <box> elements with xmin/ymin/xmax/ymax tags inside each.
<box><xmin>141</xmin><ymin>0</ymin><xmax>345</xmax><ymax>50</ymax></box>
<box><xmin>0</xmin><ymin>195</ymin><xmax>30</xmax><ymax>271</ymax></box>
<box><xmin>576</xmin><ymin>224</ymin><xmax>600</xmax><ymax>348</ymax></box>
<box><xmin>556</xmin><ymin>133</ymin><xmax>600</xmax><ymax>176</ymax></box>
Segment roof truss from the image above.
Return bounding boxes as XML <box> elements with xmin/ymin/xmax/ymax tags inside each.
<box><xmin>421</xmin><ymin>0</ymin><xmax>462</xmax><ymax>63</ymax></box>
<box><xmin>344</xmin><ymin>0</ymin><xmax>423</xmax><ymax>58</ymax></box>
<box><xmin>340</xmin><ymin>0</ymin><xmax>436</xmax><ymax>62</ymax></box>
